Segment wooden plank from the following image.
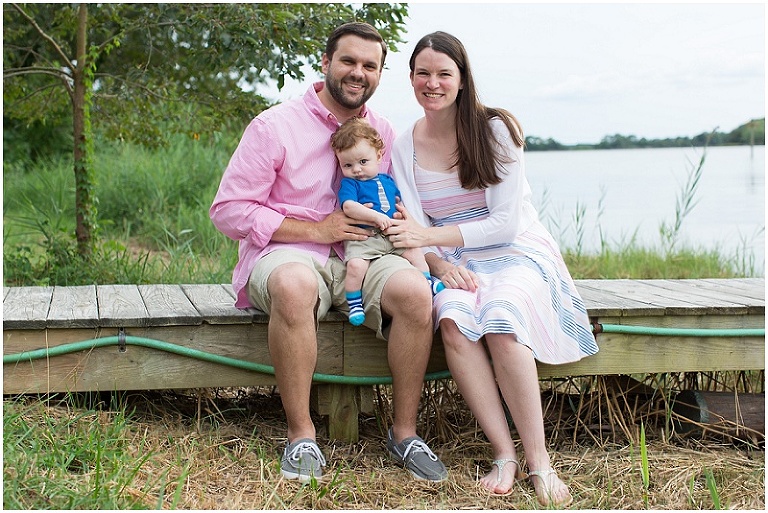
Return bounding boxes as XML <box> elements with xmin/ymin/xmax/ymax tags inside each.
<box><xmin>47</xmin><ymin>285</ymin><xmax>99</xmax><ymax>328</ymax></box>
<box><xmin>577</xmin><ymin>279</ymin><xmax>746</xmax><ymax>316</ymax></box>
<box><xmin>221</xmin><ymin>283</ymin><xmax>237</xmax><ymax>301</ymax></box>
<box><xmin>633</xmin><ymin>280</ymin><xmax>749</xmax><ymax>315</ymax></box>
<box><xmin>139</xmin><ymin>284</ymin><xmax>202</xmax><ymax>326</ymax></box>
<box><xmin>4</xmin><ymin>328</ymin><xmax>102</xmax><ymax>356</ymax></box>
<box><xmin>698</xmin><ymin>279</ymin><xmax>765</xmax><ymax>308</ymax></box>
<box><xmin>537</xmin><ymin>331</ymin><xmax>766</xmax><ymax>377</ymax></box>
<box><xmin>96</xmin><ymin>285</ymin><xmax>149</xmax><ymax>327</ymax></box>
<box><xmin>181</xmin><ymin>284</ymin><xmax>256</xmax><ymax>324</ymax></box>
<box><xmin>613</xmin><ymin>280</ymin><xmax>714</xmax><ymax>315</ymax></box>
<box><xmin>2</xmin><ymin>321</ymin><xmax>347</xmax><ymax>393</ymax></box>
<box><xmin>343</xmin><ymin>325</ymin><xmax>390</xmax><ymax>377</ymax></box>
<box><xmin>4</xmin><ymin>279</ymin><xmax>765</xmax><ymax>386</ymax></box>
<box><xmin>2</xmin><ymin>286</ymin><xmax>53</xmax><ymax>330</ymax></box>
<box><xmin>574</xmin><ymin>280</ymin><xmax>664</xmax><ymax>316</ymax></box>
<box><xmin>643</xmin><ymin>280</ymin><xmax>752</xmax><ymax>314</ymax></box>
<box><xmin>3</xmin><ymin>341</ymin><xmax>278</xmax><ymax>394</ymax></box>
<box><xmin>316</xmin><ymin>323</ymin><xmax>345</xmax><ymax>375</ymax></box>
<box><xmin>140</xmin><ymin>324</ymin><xmax>275</xmax><ymax>368</ymax></box>
<box><xmin>575</xmin><ymin>284</ymin><xmax>633</xmax><ymax>317</ymax></box>
<box><xmin>705</xmin><ymin>278</ymin><xmax>764</xmax><ymax>294</ymax></box>
<box><xmin>7</xmin><ymin>323</ymin><xmax>762</xmax><ymax>394</ymax></box>
<box><xmin>342</xmin><ymin>325</ymin><xmax>449</xmax><ymax>376</ymax></box>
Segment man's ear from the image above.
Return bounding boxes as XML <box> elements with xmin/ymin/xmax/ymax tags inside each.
<box><xmin>321</xmin><ymin>53</ymin><xmax>330</xmax><ymax>75</ymax></box>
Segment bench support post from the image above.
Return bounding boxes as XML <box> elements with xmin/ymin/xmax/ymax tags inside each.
<box><xmin>312</xmin><ymin>384</ymin><xmax>375</xmax><ymax>442</ymax></box>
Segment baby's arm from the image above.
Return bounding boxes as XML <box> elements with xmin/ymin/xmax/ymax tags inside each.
<box><xmin>342</xmin><ymin>200</ymin><xmax>393</xmax><ymax>230</ymax></box>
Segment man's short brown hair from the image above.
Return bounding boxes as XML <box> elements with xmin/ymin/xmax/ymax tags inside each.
<box><xmin>325</xmin><ymin>22</ymin><xmax>387</xmax><ymax>69</ymax></box>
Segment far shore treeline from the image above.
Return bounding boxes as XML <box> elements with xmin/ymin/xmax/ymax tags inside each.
<box><xmin>525</xmin><ymin>118</ymin><xmax>765</xmax><ymax>151</ymax></box>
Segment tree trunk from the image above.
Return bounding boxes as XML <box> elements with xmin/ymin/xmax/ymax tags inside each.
<box><xmin>73</xmin><ymin>3</ymin><xmax>94</xmax><ymax>257</ymax></box>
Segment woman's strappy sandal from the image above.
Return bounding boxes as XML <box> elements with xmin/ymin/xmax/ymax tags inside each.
<box><xmin>487</xmin><ymin>458</ymin><xmax>527</xmax><ymax>497</ymax></box>
<box><xmin>528</xmin><ymin>469</ymin><xmax>574</xmax><ymax>508</ymax></box>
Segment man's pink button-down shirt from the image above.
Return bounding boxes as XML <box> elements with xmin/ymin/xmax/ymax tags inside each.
<box><xmin>210</xmin><ymin>82</ymin><xmax>396</xmax><ymax>308</ymax></box>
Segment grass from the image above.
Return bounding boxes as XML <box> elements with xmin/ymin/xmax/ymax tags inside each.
<box><xmin>2</xmin><ymin>396</ymin><xmax>171</xmax><ymax>509</ymax></box>
<box><xmin>3</xmin><ymin>132</ymin><xmax>239</xmax><ymax>286</ymax></box>
<box><xmin>3</xmin><ymin>132</ymin><xmax>763</xmax><ymax>286</ymax></box>
<box><xmin>3</xmin><ymin>386</ymin><xmax>764</xmax><ymax>509</ymax></box>
<box><xmin>3</xmin><ymin>135</ymin><xmax>765</xmax><ymax>509</ymax></box>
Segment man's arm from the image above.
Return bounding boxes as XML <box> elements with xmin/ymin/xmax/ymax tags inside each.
<box><xmin>274</xmin><ymin>211</ymin><xmax>375</xmax><ymax>244</ymax></box>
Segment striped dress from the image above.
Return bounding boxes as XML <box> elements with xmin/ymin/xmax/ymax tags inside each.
<box><xmin>415</xmin><ymin>163</ymin><xmax>599</xmax><ymax>365</ymax></box>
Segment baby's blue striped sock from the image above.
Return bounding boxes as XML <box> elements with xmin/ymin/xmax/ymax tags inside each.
<box><xmin>423</xmin><ymin>272</ymin><xmax>445</xmax><ymax>295</ymax></box>
<box><xmin>346</xmin><ymin>291</ymin><xmax>365</xmax><ymax>326</ymax></box>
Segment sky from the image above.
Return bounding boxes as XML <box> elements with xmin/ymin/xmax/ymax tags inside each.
<box><xmin>260</xmin><ymin>2</ymin><xmax>765</xmax><ymax>146</ymax></box>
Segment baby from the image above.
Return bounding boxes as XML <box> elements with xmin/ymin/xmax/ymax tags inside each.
<box><xmin>331</xmin><ymin>117</ymin><xmax>444</xmax><ymax>326</ymax></box>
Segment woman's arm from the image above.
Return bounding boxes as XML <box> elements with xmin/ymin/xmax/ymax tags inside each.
<box><xmin>386</xmin><ymin>203</ymin><xmax>463</xmax><ymax>248</ymax></box>
<box><xmin>457</xmin><ymin>119</ymin><xmax>531</xmax><ymax>248</ymax></box>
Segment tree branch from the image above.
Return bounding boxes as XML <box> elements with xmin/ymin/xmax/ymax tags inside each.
<box><xmin>4</xmin><ymin>66</ymin><xmax>71</xmax><ymax>80</ymax></box>
<box><xmin>5</xmin><ymin>81</ymin><xmax>67</xmax><ymax>111</ymax></box>
<box><xmin>92</xmin><ymin>72</ymin><xmax>173</xmax><ymax>101</ymax></box>
<box><xmin>10</xmin><ymin>3</ymin><xmax>74</xmax><ymax>95</ymax></box>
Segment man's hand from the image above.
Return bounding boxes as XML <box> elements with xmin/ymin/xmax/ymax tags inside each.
<box><xmin>316</xmin><ymin>209</ymin><xmax>374</xmax><ymax>243</ymax></box>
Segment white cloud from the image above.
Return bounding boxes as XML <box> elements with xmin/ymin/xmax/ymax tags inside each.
<box><xmin>533</xmin><ymin>72</ymin><xmax>633</xmax><ymax>101</ymax></box>
<box><xmin>261</xmin><ymin>2</ymin><xmax>764</xmax><ymax>145</ymax></box>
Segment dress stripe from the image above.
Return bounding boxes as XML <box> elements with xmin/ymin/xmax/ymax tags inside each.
<box><xmin>416</xmin><ymin>165</ymin><xmax>598</xmax><ymax>364</ymax></box>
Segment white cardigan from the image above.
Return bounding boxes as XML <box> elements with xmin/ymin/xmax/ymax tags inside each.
<box><xmin>390</xmin><ymin>118</ymin><xmax>540</xmax><ymax>255</ymax></box>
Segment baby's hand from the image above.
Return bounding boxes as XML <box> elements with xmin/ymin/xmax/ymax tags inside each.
<box><xmin>375</xmin><ymin>215</ymin><xmax>394</xmax><ymax>230</ymax></box>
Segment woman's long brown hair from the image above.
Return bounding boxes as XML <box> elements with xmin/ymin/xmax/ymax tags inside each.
<box><xmin>409</xmin><ymin>31</ymin><xmax>525</xmax><ymax>190</ymax></box>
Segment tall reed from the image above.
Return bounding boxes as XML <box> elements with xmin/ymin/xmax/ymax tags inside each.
<box><xmin>2</xmin><ymin>133</ymin><xmax>758</xmax><ymax>287</ymax></box>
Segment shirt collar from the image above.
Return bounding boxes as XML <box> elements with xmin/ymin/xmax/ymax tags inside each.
<box><xmin>305</xmin><ymin>81</ymin><xmax>369</xmax><ymax>126</ymax></box>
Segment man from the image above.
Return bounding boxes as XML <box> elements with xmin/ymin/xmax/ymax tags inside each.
<box><xmin>209</xmin><ymin>22</ymin><xmax>447</xmax><ymax>483</ymax></box>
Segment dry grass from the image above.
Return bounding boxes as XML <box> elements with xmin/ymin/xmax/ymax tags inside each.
<box><xmin>23</xmin><ymin>372</ymin><xmax>762</xmax><ymax>510</ymax></box>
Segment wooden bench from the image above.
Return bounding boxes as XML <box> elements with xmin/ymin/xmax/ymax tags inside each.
<box><xmin>3</xmin><ymin>278</ymin><xmax>764</xmax><ymax>442</ymax></box>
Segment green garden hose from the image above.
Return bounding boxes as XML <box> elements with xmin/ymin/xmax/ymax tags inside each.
<box><xmin>595</xmin><ymin>324</ymin><xmax>765</xmax><ymax>337</ymax></box>
<box><xmin>2</xmin><ymin>335</ymin><xmax>450</xmax><ymax>385</ymax></box>
<box><xmin>3</xmin><ymin>324</ymin><xmax>764</xmax><ymax>385</ymax></box>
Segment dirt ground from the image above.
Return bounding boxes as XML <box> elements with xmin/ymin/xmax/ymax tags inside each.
<box><xmin>103</xmin><ymin>382</ymin><xmax>765</xmax><ymax>510</ymax></box>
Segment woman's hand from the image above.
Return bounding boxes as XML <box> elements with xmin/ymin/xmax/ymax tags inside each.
<box><xmin>435</xmin><ymin>263</ymin><xmax>479</xmax><ymax>292</ymax></box>
<box><xmin>384</xmin><ymin>204</ymin><xmax>431</xmax><ymax>248</ymax></box>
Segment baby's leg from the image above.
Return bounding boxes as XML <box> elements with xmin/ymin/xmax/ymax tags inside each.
<box><xmin>401</xmin><ymin>248</ymin><xmax>429</xmax><ymax>273</ymax></box>
<box><xmin>401</xmin><ymin>249</ymin><xmax>444</xmax><ymax>295</ymax></box>
<box><xmin>345</xmin><ymin>258</ymin><xmax>370</xmax><ymax>325</ymax></box>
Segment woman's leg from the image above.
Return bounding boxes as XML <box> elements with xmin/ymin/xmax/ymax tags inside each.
<box><xmin>440</xmin><ymin>319</ymin><xmax>521</xmax><ymax>494</ymax></box>
<box><xmin>485</xmin><ymin>333</ymin><xmax>572</xmax><ymax>506</ymax></box>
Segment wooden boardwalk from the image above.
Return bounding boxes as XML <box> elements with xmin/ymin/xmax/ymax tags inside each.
<box><xmin>4</xmin><ymin>278</ymin><xmax>764</xmax><ymax>441</ymax></box>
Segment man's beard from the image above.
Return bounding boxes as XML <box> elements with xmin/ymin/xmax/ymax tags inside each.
<box><xmin>325</xmin><ymin>75</ymin><xmax>374</xmax><ymax>110</ymax></box>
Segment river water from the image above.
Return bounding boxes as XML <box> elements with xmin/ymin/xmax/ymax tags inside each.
<box><xmin>524</xmin><ymin>145</ymin><xmax>765</xmax><ymax>274</ymax></box>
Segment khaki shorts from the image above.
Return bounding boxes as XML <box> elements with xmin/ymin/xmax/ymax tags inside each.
<box><xmin>344</xmin><ymin>233</ymin><xmax>405</xmax><ymax>262</ymax></box>
<box><xmin>246</xmin><ymin>249</ymin><xmax>415</xmax><ymax>339</ymax></box>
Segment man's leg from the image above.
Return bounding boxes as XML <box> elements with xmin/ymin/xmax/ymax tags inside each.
<box><xmin>265</xmin><ymin>262</ymin><xmax>321</xmax><ymax>442</ymax></box>
<box><xmin>249</xmin><ymin>253</ymin><xmax>330</xmax><ymax>482</ymax></box>
<box><xmin>379</xmin><ymin>267</ymin><xmax>433</xmax><ymax>441</ymax></box>
<box><xmin>379</xmin><ymin>267</ymin><xmax>448</xmax><ymax>481</ymax></box>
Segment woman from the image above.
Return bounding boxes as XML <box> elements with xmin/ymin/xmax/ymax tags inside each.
<box><xmin>387</xmin><ymin>31</ymin><xmax>598</xmax><ymax>506</ymax></box>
